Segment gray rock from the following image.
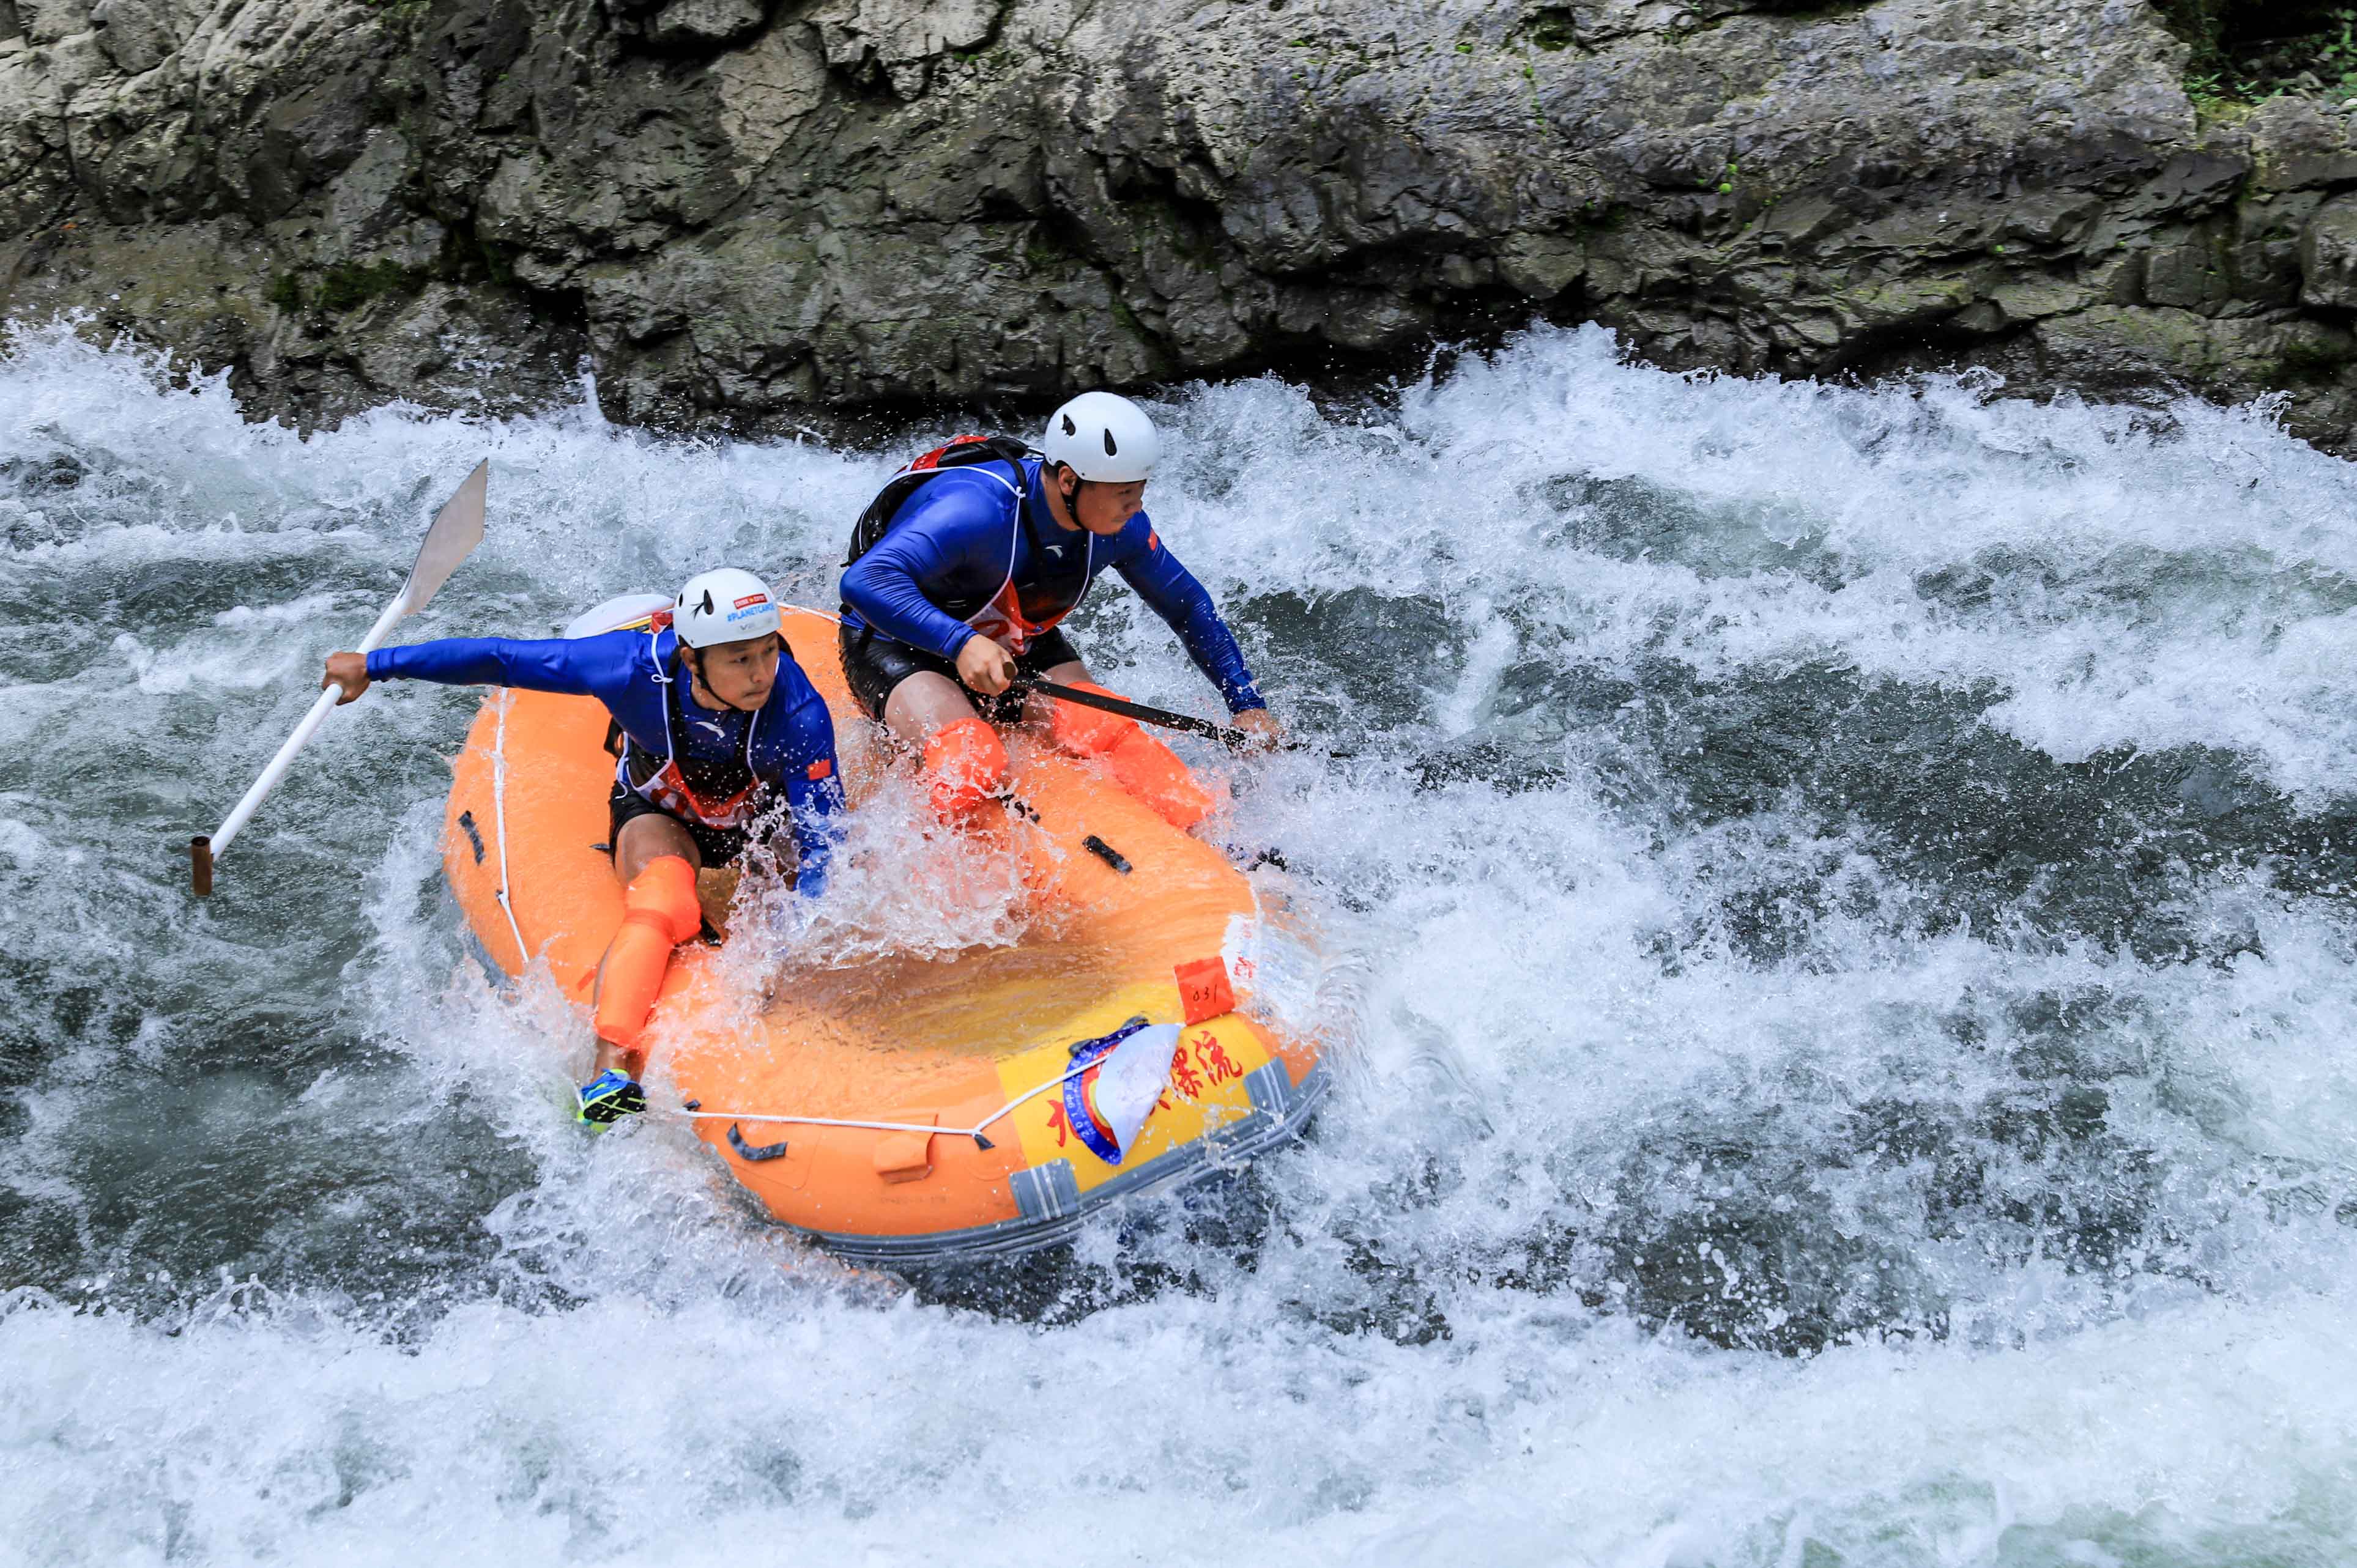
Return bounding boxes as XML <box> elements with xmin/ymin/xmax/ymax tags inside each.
<box><xmin>648</xmin><ymin>0</ymin><xmax>768</xmax><ymax>48</ymax></box>
<box><xmin>809</xmin><ymin>0</ymin><xmax>1001</xmax><ymax>98</ymax></box>
<box><xmin>8</xmin><ymin>0</ymin><xmax>2357</xmax><ymax>448</ymax></box>
<box><xmin>2303</xmin><ymin>193</ymin><xmax>2357</xmax><ymax>310</ymax></box>
<box><xmin>88</xmin><ymin>0</ymin><xmax>173</xmax><ymax>75</ymax></box>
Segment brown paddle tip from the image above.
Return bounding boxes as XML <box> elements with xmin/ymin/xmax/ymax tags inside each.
<box><xmin>190</xmin><ymin>835</ymin><xmax>213</xmax><ymax>897</ymax></box>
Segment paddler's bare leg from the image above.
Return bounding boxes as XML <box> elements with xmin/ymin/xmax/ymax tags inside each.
<box><xmin>885</xmin><ymin>657</ymin><xmax>1014</xmax><ymax>828</ymax></box>
<box><xmin>1027</xmin><ymin>657</ymin><xmax>1219</xmax><ymax>831</ymax></box>
<box><xmin>577</xmin><ymin>812</ymin><xmax>703</xmax><ymax>1123</ymax></box>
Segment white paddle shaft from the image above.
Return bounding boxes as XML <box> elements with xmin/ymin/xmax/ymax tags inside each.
<box><xmin>196</xmin><ymin>458</ymin><xmax>489</xmax><ymax>886</ymax></box>
<box><xmin>204</xmin><ymin>595</ymin><xmax>407</xmax><ymax>863</ymax></box>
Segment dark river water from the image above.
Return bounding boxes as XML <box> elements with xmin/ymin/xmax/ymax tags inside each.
<box><xmin>2</xmin><ymin>319</ymin><xmax>2352</xmax><ymax>1564</ymax></box>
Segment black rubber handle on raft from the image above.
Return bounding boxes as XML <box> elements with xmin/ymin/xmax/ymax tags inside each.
<box><xmin>728</xmin><ymin>1123</ymin><xmax>790</xmax><ymax>1162</ymax></box>
<box><xmin>1012</xmin><ymin>678</ymin><xmax>1259</xmax><ymax>750</ymax></box>
<box><xmin>1083</xmin><ymin>835</ymin><xmax>1132</xmax><ymax>874</ymax></box>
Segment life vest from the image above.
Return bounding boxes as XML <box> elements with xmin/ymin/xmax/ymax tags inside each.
<box><xmin>963</xmin><ymin>534</ymin><xmax>1089</xmax><ymax>656</ymax></box>
<box><xmin>844</xmin><ymin>434</ymin><xmax>1095</xmax><ymax>656</ymax></box>
<box><xmin>845</xmin><ymin>434</ymin><xmax>1035</xmax><ymax>568</ymax></box>
<box><xmin>612</xmin><ymin>619</ymin><xmax>767</xmax><ymax>829</ymax></box>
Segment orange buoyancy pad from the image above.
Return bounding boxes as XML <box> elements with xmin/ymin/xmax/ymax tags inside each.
<box><xmin>1050</xmin><ymin>682</ymin><xmax>1218</xmax><ymax>831</ymax></box>
<box><xmin>593</xmin><ymin>854</ymin><xmax>704</xmax><ymax>1057</ymax></box>
<box><xmin>1047</xmin><ymin>681</ymin><xmax>1135</xmax><ymax>758</ymax></box>
<box><xmin>924</xmin><ymin>716</ymin><xmax>1012</xmax><ymax>827</ymax></box>
<box><xmin>1105</xmin><ymin>727</ymin><xmax>1219</xmax><ymax>830</ymax></box>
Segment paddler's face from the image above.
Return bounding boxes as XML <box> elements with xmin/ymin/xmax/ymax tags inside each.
<box><xmin>1059</xmin><ymin>468</ymin><xmax>1147</xmax><ymax>536</ymax></box>
<box><xmin>694</xmin><ymin>634</ymin><xmax>781</xmax><ymax>710</ymax></box>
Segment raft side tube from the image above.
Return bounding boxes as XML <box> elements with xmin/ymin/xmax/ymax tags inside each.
<box><xmin>796</xmin><ymin>1059</ymin><xmax>1331</xmax><ymax>1264</ymax></box>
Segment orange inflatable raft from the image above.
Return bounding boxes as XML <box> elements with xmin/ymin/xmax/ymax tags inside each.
<box><xmin>441</xmin><ymin>605</ymin><xmax>1332</xmax><ymax>1262</ymax></box>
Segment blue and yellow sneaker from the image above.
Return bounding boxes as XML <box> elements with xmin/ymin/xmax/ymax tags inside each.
<box><xmin>576</xmin><ymin>1069</ymin><xmax>647</xmax><ymax>1125</ymax></box>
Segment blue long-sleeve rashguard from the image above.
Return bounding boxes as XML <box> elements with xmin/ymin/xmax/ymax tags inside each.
<box><xmin>839</xmin><ymin>455</ymin><xmax>1264</xmax><ymax>714</ymax></box>
<box><xmin>366</xmin><ymin>626</ymin><xmax>842</xmax><ymax>895</ymax></box>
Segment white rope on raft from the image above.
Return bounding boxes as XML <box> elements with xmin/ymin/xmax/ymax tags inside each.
<box><xmin>489</xmin><ymin>689</ymin><xmax>530</xmax><ymax>968</ymax></box>
<box><xmin>660</xmin><ymin>1041</ymin><xmax>1145</xmax><ymax>1150</ymax></box>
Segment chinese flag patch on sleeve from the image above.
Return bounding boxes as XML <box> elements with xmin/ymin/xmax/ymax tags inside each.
<box><xmin>807</xmin><ymin>758</ymin><xmax>834</xmax><ymax>781</ymax></box>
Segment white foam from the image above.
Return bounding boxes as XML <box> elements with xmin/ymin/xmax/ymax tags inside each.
<box><xmin>6</xmin><ymin>320</ymin><xmax>2357</xmax><ymax>1565</ymax></box>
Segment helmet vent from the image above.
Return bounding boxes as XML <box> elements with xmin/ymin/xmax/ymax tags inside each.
<box><xmin>700</xmin><ymin>590</ymin><xmax>715</xmax><ymax>614</ymax></box>
<box><xmin>1061</xmin><ymin>413</ymin><xmax>1077</xmax><ymax>436</ymax></box>
<box><xmin>1103</xmin><ymin>429</ymin><xmax>1118</xmax><ymax>456</ymax></box>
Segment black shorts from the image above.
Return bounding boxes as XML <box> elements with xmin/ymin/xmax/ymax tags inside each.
<box><xmin>607</xmin><ymin>779</ymin><xmax>749</xmax><ymax>868</ymax></box>
<box><xmin>837</xmin><ymin>618</ymin><xmax>1081</xmax><ymax>723</ymax></box>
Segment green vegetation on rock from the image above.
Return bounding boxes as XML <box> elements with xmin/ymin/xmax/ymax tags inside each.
<box><xmin>2159</xmin><ymin>0</ymin><xmax>2357</xmax><ymax>105</ymax></box>
<box><xmin>1526</xmin><ymin>7</ymin><xmax>1578</xmax><ymax>52</ymax></box>
<box><xmin>263</xmin><ymin>259</ymin><xmax>425</xmax><ymax>316</ymax></box>
<box><xmin>2272</xmin><ymin>326</ymin><xmax>2354</xmax><ymax>385</ymax></box>
<box><xmin>315</xmin><ymin>259</ymin><xmax>420</xmax><ymax>312</ymax></box>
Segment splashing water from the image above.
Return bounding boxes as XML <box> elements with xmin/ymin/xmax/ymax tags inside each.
<box><xmin>3</xmin><ymin>319</ymin><xmax>2355</xmax><ymax>1565</ymax></box>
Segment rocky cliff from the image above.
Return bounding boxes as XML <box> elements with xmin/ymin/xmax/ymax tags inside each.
<box><xmin>6</xmin><ymin>0</ymin><xmax>2357</xmax><ymax>445</ymax></box>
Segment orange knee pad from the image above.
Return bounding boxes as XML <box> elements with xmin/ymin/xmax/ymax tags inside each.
<box><xmin>1051</xmin><ymin>681</ymin><xmax>1218</xmax><ymax>832</ymax></box>
<box><xmin>924</xmin><ymin>717</ymin><xmax>1012</xmax><ymax>827</ymax></box>
<box><xmin>1048</xmin><ymin>681</ymin><xmax>1136</xmax><ymax>758</ymax></box>
<box><xmin>594</xmin><ymin>855</ymin><xmax>702</xmax><ymax>1054</ymax></box>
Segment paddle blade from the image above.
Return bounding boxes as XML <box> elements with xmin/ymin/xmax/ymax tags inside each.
<box><xmin>399</xmin><ymin>459</ymin><xmax>488</xmax><ymax>615</ymax></box>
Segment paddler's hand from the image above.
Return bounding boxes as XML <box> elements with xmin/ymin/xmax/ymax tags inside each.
<box><xmin>1231</xmin><ymin>707</ymin><xmax>1281</xmax><ymax>752</ymax></box>
<box><xmin>322</xmin><ymin>651</ymin><xmax>371</xmax><ymax>706</ymax></box>
<box><xmin>956</xmin><ymin>635</ymin><xmax>1019</xmax><ymax>697</ymax></box>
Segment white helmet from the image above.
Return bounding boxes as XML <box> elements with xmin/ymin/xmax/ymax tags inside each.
<box><xmin>674</xmin><ymin>566</ymin><xmax>781</xmax><ymax>648</ymax></box>
<box><xmin>1042</xmin><ymin>391</ymin><xmax>1160</xmax><ymax>484</ymax></box>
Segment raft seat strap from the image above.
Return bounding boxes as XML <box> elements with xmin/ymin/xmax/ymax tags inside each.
<box><xmin>728</xmin><ymin>1123</ymin><xmax>791</xmax><ymax>1162</ymax></box>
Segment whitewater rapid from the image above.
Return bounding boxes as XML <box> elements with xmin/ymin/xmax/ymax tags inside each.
<box><xmin>2</xmin><ymin>320</ymin><xmax>2353</xmax><ymax>1565</ymax></box>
